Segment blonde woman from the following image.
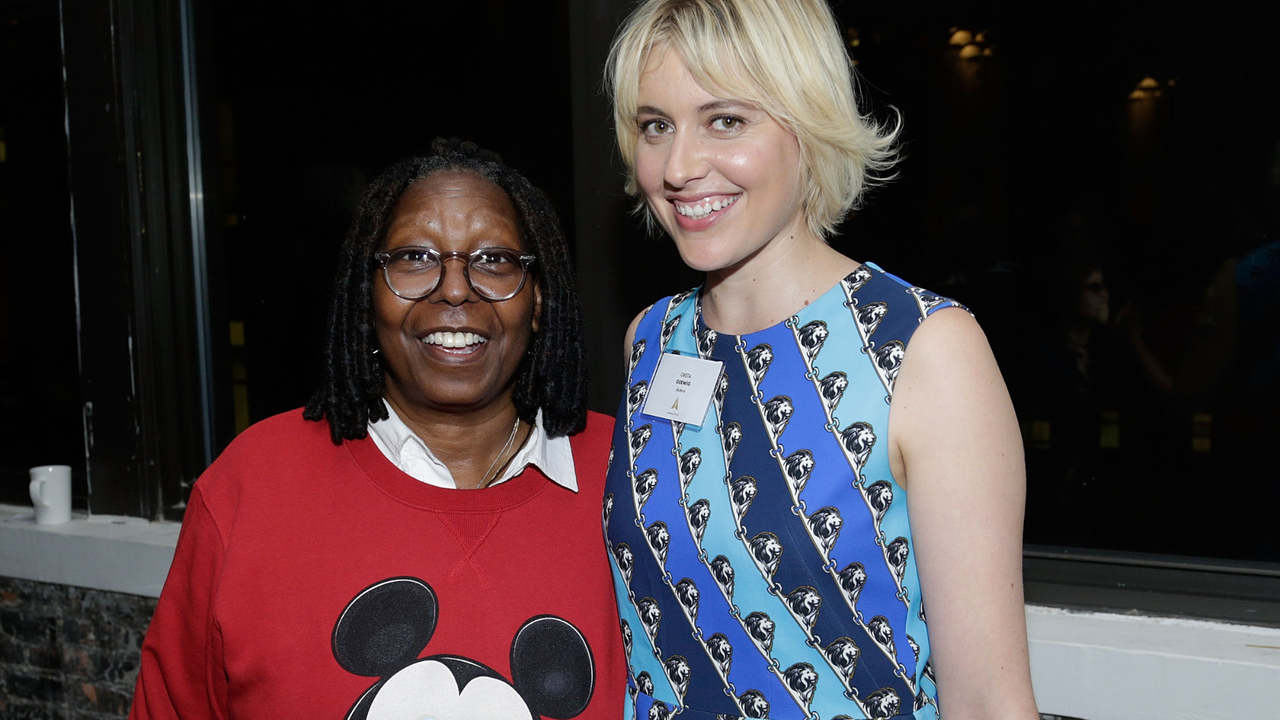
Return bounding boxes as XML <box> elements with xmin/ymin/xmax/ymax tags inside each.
<box><xmin>599</xmin><ymin>1</ymin><xmax>1039</xmax><ymax>719</ymax></box>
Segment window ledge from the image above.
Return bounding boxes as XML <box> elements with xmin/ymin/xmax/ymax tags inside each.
<box><xmin>0</xmin><ymin>503</ymin><xmax>178</xmax><ymax>598</ymax></box>
<box><xmin>3</xmin><ymin>503</ymin><xmax>1279</xmax><ymax>718</ymax></box>
<box><xmin>1027</xmin><ymin>604</ymin><xmax>1280</xmax><ymax>719</ymax></box>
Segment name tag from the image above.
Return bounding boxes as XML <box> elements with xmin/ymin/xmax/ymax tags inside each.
<box><xmin>641</xmin><ymin>352</ymin><xmax>723</xmax><ymax>427</ymax></box>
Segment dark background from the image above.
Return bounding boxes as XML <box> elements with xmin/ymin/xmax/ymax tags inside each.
<box><xmin>0</xmin><ymin>2</ymin><xmax>83</xmax><ymax>503</ymax></box>
<box><xmin>2</xmin><ymin>0</ymin><xmax>1277</xmax><ymax>560</ymax></box>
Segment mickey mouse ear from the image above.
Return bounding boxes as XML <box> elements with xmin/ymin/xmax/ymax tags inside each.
<box><xmin>510</xmin><ymin>615</ymin><xmax>594</xmax><ymax>719</ymax></box>
<box><xmin>332</xmin><ymin>577</ymin><xmax>438</xmax><ymax>677</ymax></box>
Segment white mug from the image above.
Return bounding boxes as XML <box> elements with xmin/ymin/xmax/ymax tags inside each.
<box><xmin>29</xmin><ymin>465</ymin><xmax>73</xmax><ymax>525</ymax></box>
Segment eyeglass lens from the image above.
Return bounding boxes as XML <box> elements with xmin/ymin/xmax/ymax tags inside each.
<box><xmin>383</xmin><ymin>248</ymin><xmax>528</xmax><ymax>300</ymax></box>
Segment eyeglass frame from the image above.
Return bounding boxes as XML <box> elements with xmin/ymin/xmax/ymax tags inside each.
<box><xmin>372</xmin><ymin>245</ymin><xmax>538</xmax><ymax>302</ymax></box>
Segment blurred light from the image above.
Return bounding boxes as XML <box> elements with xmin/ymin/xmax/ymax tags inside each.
<box><xmin>1129</xmin><ymin>76</ymin><xmax>1166</xmax><ymax>101</ymax></box>
<box><xmin>1028</xmin><ymin>420</ymin><xmax>1051</xmax><ymax>449</ymax></box>
<box><xmin>233</xmin><ymin>385</ymin><xmax>250</xmax><ymax>434</ymax></box>
<box><xmin>1100</xmin><ymin>410</ymin><xmax>1120</xmax><ymax>449</ymax></box>
<box><xmin>846</xmin><ymin>27</ymin><xmax>861</xmax><ymax>48</ymax></box>
<box><xmin>959</xmin><ymin>43</ymin><xmax>982</xmax><ymax>59</ymax></box>
<box><xmin>1192</xmin><ymin>414</ymin><xmax>1212</xmax><ymax>453</ymax></box>
<box><xmin>949</xmin><ymin>28</ymin><xmax>973</xmax><ymax>46</ymax></box>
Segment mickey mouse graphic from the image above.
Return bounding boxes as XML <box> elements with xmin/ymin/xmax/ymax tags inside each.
<box><xmin>332</xmin><ymin>577</ymin><xmax>595</xmax><ymax>720</ymax></box>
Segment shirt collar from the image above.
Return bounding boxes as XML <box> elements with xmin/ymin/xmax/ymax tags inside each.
<box><xmin>367</xmin><ymin>399</ymin><xmax>577</xmax><ymax>492</ymax></box>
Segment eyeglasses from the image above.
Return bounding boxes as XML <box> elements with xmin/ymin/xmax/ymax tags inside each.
<box><xmin>373</xmin><ymin>246</ymin><xmax>536</xmax><ymax>302</ymax></box>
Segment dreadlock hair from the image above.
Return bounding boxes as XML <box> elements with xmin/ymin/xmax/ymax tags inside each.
<box><xmin>303</xmin><ymin>138</ymin><xmax>589</xmax><ymax>444</ymax></box>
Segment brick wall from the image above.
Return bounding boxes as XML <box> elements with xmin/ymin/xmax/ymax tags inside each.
<box><xmin>0</xmin><ymin>576</ymin><xmax>154</xmax><ymax>719</ymax></box>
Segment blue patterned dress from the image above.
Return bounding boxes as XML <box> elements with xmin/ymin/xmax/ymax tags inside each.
<box><xmin>603</xmin><ymin>263</ymin><xmax>962</xmax><ymax>720</ymax></box>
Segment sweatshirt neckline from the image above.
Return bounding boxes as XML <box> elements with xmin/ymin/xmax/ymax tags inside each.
<box><xmin>347</xmin><ymin>434</ymin><xmax>551</xmax><ymax>512</ymax></box>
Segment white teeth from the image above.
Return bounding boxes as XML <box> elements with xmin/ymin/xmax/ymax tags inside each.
<box><xmin>676</xmin><ymin>196</ymin><xmax>735</xmax><ymax>219</ymax></box>
<box><xmin>423</xmin><ymin>331</ymin><xmax>487</xmax><ymax>348</ymax></box>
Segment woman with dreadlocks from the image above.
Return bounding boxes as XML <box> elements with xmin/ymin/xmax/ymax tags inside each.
<box><xmin>130</xmin><ymin>139</ymin><xmax>625</xmax><ymax>719</ymax></box>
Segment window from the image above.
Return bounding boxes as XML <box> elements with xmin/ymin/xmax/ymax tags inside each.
<box><xmin>825</xmin><ymin>5</ymin><xmax>1279</xmax><ymax>568</ymax></box>
<box><xmin>0</xmin><ymin>0</ymin><xmax>81</xmax><ymax>509</ymax></box>
<box><xmin>11</xmin><ymin>0</ymin><xmax>1279</xmax><ymax>623</ymax></box>
<box><xmin>5</xmin><ymin>0</ymin><xmax>591</xmax><ymax>518</ymax></box>
<box><xmin>817</xmin><ymin>4</ymin><xmax>1280</xmax><ymax>618</ymax></box>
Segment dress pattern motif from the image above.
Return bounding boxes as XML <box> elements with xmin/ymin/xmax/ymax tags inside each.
<box><xmin>604</xmin><ymin>264</ymin><xmax>960</xmax><ymax>720</ymax></box>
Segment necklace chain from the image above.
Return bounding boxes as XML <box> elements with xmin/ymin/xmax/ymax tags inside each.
<box><xmin>478</xmin><ymin>416</ymin><xmax>521</xmax><ymax>489</ymax></box>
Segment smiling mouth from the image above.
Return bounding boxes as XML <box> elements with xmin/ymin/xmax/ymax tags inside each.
<box><xmin>422</xmin><ymin>331</ymin><xmax>487</xmax><ymax>349</ymax></box>
<box><xmin>674</xmin><ymin>195</ymin><xmax>738</xmax><ymax>220</ymax></box>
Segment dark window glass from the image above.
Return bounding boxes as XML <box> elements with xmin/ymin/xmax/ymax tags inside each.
<box><xmin>0</xmin><ymin>2</ymin><xmax>84</xmax><ymax>507</ymax></box>
<box><xmin>11</xmin><ymin>0</ymin><xmax>1276</xmax><ymax>567</ymax></box>
<box><xmin>833</xmin><ymin>5</ymin><xmax>1279</xmax><ymax>563</ymax></box>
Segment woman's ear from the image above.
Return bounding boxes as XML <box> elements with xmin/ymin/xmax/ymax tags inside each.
<box><xmin>531</xmin><ymin>281</ymin><xmax>543</xmax><ymax>334</ymax></box>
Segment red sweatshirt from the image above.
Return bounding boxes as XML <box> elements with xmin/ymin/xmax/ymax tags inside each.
<box><xmin>131</xmin><ymin>409</ymin><xmax>624</xmax><ymax>720</ymax></box>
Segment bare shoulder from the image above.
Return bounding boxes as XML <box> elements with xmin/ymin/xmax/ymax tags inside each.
<box><xmin>903</xmin><ymin>306</ymin><xmax>991</xmax><ymax>372</ymax></box>
<box><xmin>895</xmin><ymin>307</ymin><xmax>1007</xmax><ymax>415</ymax></box>
<box><xmin>888</xmin><ymin>306</ymin><xmax>1018</xmax><ymax>487</ymax></box>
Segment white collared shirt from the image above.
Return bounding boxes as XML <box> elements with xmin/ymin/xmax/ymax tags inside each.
<box><xmin>366</xmin><ymin>399</ymin><xmax>577</xmax><ymax>492</ymax></box>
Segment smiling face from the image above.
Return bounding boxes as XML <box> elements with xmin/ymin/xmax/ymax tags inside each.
<box><xmin>634</xmin><ymin>46</ymin><xmax>809</xmax><ymax>274</ymax></box>
<box><xmin>373</xmin><ymin>171</ymin><xmax>540</xmax><ymax>416</ymax></box>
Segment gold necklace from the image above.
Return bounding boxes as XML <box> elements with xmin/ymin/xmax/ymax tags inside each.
<box><xmin>477</xmin><ymin>416</ymin><xmax>521</xmax><ymax>489</ymax></box>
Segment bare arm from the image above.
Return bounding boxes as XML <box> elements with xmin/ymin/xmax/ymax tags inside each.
<box><xmin>888</xmin><ymin>308</ymin><xmax>1039</xmax><ymax>719</ymax></box>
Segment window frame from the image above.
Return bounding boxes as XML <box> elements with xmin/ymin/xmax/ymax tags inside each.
<box><xmin>60</xmin><ymin>0</ymin><xmax>220</xmax><ymax>520</ymax></box>
<box><xmin>1024</xmin><ymin>545</ymin><xmax>1280</xmax><ymax>627</ymax></box>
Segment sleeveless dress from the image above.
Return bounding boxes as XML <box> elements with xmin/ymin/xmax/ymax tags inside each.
<box><xmin>603</xmin><ymin>263</ymin><xmax>962</xmax><ymax>720</ymax></box>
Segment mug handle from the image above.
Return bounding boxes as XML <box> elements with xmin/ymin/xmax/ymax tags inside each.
<box><xmin>30</xmin><ymin>478</ymin><xmax>49</xmax><ymax>508</ymax></box>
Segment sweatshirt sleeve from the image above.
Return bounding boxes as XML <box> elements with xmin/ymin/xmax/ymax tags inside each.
<box><xmin>130</xmin><ymin>486</ymin><xmax>228</xmax><ymax>719</ymax></box>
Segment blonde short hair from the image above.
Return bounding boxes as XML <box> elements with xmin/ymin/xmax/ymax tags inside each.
<box><xmin>606</xmin><ymin>0</ymin><xmax>899</xmax><ymax>239</ymax></box>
